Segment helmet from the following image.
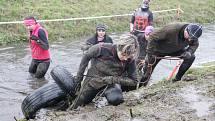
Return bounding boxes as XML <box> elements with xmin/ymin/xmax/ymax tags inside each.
<box><xmin>186</xmin><ymin>23</ymin><xmax>202</xmax><ymax>40</ymax></box>
<box><xmin>116</xmin><ymin>34</ymin><xmax>139</xmax><ymax>60</ymax></box>
<box><xmin>96</xmin><ymin>23</ymin><xmax>107</xmax><ymax>31</ymax></box>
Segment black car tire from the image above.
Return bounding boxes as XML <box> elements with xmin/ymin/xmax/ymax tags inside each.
<box><xmin>50</xmin><ymin>65</ymin><xmax>77</xmax><ymax>96</ymax></box>
<box><xmin>21</xmin><ymin>83</ymin><xmax>66</xmax><ymax>119</ymax></box>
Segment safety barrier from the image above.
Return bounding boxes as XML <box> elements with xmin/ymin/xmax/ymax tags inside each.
<box><xmin>0</xmin><ymin>7</ymin><xmax>183</xmax><ymax>25</ymax></box>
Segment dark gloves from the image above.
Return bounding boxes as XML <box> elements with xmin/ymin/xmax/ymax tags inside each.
<box><xmin>30</xmin><ymin>35</ymin><xmax>40</xmax><ymax>42</ymax></box>
<box><xmin>102</xmin><ymin>76</ymin><xmax>116</xmax><ymax>84</ymax></box>
<box><xmin>181</xmin><ymin>51</ymin><xmax>192</xmax><ymax>59</ymax></box>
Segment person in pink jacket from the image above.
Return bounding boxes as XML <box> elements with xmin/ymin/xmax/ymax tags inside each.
<box><xmin>24</xmin><ymin>16</ymin><xmax>50</xmax><ymax>78</ymax></box>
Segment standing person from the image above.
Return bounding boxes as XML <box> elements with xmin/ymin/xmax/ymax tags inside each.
<box><xmin>23</xmin><ymin>16</ymin><xmax>50</xmax><ymax>79</ymax></box>
<box><xmin>137</xmin><ymin>25</ymin><xmax>154</xmax><ymax>71</ymax></box>
<box><xmin>130</xmin><ymin>0</ymin><xmax>153</xmax><ymax>45</ymax></box>
<box><xmin>71</xmin><ymin>34</ymin><xmax>139</xmax><ymax>109</ymax></box>
<box><xmin>81</xmin><ymin>23</ymin><xmax>113</xmax><ymax>51</ymax></box>
<box><xmin>140</xmin><ymin>23</ymin><xmax>203</xmax><ymax>86</ymax></box>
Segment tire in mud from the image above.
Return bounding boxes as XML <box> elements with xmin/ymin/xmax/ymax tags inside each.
<box><xmin>21</xmin><ymin>83</ymin><xmax>67</xmax><ymax>119</ymax></box>
<box><xmin>50</xmin><ymin>65</ymin><xmax>77</xmax><ymax>96</ymax></box>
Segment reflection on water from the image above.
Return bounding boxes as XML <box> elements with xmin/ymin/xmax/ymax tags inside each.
<box><xmin>0</xmin><ymin>24</ymin><xmax>215</xmax><ymax>121</ymax></box>
<box><xmin>27</xmin><ymin>77</ymin><xmax>49</xmax><ymax>90</ymax></box>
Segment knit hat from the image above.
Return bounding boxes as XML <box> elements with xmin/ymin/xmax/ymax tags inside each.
<box><xmin>145</xmin><ymin>26</ymin><xmax>154</xmax><ymax>36</ymax></box>
<box><xmin>96</xmin><ymin>24</ymin><xmax>107</xmax><ymax>31</ymax></box>
<box><xmin>186</xmin><ymin>23</ymin><xmax>203</xmax><ymax>40</ymax></box>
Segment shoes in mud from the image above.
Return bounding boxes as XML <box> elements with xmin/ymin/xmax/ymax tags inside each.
<box><xmin>171</xmin><ymin>78</ymin><xmax>181</xmax><ymax>83</ymax></box>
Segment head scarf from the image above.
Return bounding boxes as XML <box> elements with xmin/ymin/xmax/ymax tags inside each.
<box><xmin>24</xmin><ymin>18</ymin><xmax>37</xmax><ymax>26</ymax></box>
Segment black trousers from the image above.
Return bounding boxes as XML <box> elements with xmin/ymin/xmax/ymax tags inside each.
<box><xmin>29</xmin><ymin>59</ymin><xmax>50</xmax><ymax>78</ymax></box>
<box><xmin>133</xmin><ymin>31</ymin><xmax>147</xmax><ymax>70</ymax></box>
<box><xmin>134</xmin><ymin>32</ymin><xmax>147</xmax><ymax>59</ymax></box>
<box><xmin>71</xmin><ymin>83</ymin><xmax>124</xmax><ymax>109</ymax></box>
<box><xmin>140</xmin><ymin>50</ymin><xmax>196</xmax><ymax>86</ymax></box>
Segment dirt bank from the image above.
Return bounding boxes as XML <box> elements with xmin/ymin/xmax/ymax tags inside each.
<box><xmin>22</xmin><ymin>63</ymin><xmax>215</xmax><ymax>121</ymax></box>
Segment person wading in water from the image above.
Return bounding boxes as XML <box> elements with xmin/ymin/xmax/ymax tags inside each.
<box><xmin>23</xmin><ymin>16</ymin><xmax>50</xmax><ymax>79</ymax></box>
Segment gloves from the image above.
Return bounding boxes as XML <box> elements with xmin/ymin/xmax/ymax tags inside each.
<box><xmin>181</xmin><ymin>51</ymin><xmax>192</xmax><ymax>59</ymax></box>
<box><xmin>102</xmin><ymin>76</ymin><xmax>115</xmax><ymax>85</ymax></box>
<box><xmin>30</xmin><ymin>35</ymin><xmax>40</xmax><ymax>42</ymax></box>
<box><xmin>102</xmin><ymin>76</ymin><xmax>137</xmax><ymax>86</ymax></box>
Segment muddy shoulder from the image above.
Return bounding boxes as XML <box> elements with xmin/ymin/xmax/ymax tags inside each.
<box><xmin>28</xmin><ymin>64</ymin><xmax>215</xmax><ymax>121</ymax></box>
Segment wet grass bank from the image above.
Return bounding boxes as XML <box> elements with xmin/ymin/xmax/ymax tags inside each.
<box><xmin>0</xmin><ymin>0</ymin><xmax>215</xmax><ymax>45</ymax></box>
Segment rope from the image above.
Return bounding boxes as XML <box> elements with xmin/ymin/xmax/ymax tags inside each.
<box><xmin>137</xmin><ymin>56</ymin><xmax>182</xmax><ymax>69</ymax></box>
<box><xmin>93</xmin><ymin>85</ymin><xmax>109</xmax><ymax>102</ymax></box>
<box><xmin>136</xmin><ymin>55</ymin><xmax>182</xmax><ymax>87</ymax></box>
<box><xmin>76</xmin><ymin>55</ymin><xmax>182</xmax><ymax>89</ymax></box>
<box><xmin>0</xmin><ymin>8</ymin><xmax>183</xmax><ymax>25</ymax></box>
<box><xmin>155</xmin><ymin>56</ymin><xmax>182</xmax><ymax>60</ymax></box>
<box><xmin>0</xmin><ymin>47</ymin><xmax>14</xmax><ymax>51</ymax></box>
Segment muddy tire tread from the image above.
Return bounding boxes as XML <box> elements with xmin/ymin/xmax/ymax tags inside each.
<box><xmin>21</xmin><ymin>83</ymin><xmax>66</xmax><ymax>119</ymax></box>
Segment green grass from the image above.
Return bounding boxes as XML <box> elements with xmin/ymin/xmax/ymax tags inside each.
<box><xmin>0</xmin><ymin>0</ymin><xmax>215</xmax><ymax>45</ymax></box>
<box><xmin>186</xmin><ymin>64</ymin><xmax>215</xmax><ymax>77</ymax></box>
<box><xmin>201</xmin><ymin>61</ymin><xmax>215</xmax><ymax>66</ymax></box>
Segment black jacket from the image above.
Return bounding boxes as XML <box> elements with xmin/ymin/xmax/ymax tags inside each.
<box><xmin>81</xmin><ymin>34</ymin><xmax>113</xmax><ymax>51</ymax></box>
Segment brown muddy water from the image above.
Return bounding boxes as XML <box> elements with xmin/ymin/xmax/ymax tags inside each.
<box><xmin>0</xmin><ymin>24</ymin><xmax>215</xmax><ymax>121</ymax></box>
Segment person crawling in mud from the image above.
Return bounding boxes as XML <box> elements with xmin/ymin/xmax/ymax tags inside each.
<box><xmin>81</xmin><ymin>23</ymin><xmax>113</xmax><ymax>51</ymax></box>
<box><xmin>140</xmin><ymin>23</ymin><xmax>203</xmax><ymax>86</ymax></box>
<box><xmin>23</xmin><ymin>16</ymin><xmax>50</xmax><ymax>79</ymax></box>
<box><xmin>71</xmin><ymin>34</ymin><xmax>139</xmax><ymax>109</ymax></box>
